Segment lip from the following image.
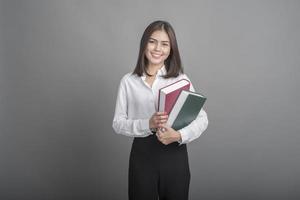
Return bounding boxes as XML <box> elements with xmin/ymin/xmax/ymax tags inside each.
<box><xmin>151</xmin><ymin>53</ymin><xmax>162</xmax><ymax>58</ymax></box>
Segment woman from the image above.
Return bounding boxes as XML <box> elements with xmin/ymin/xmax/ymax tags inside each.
<box><xmin>112</xmin><ymin>20</ymin><xmax>208</xmax><ymax>200</ymax></box>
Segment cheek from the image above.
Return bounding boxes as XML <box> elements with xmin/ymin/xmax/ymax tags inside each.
<box><xmin>163</xmin><ymin>49</ymin><xmax>171</xmax><ymax>58</ymax></box>
<box><xmin>146</xmin><ymin>44</ymin><xmax>155</xmax><ymax>51</ymax></box>
<box><xmin>145</xmin><ymin>45</ymin><xmax>153</xmax><ymax>55</ymax></box>
<box><xmin>145</xmin><ymin>49</ymin><xmax>151</xmax><ymax>60</ymax></box>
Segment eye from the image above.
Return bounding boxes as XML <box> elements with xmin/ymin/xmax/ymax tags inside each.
<box><xmin>162</xmin><ymin>43</ymin><xmax>169</xmax><ymax>46</ymax></box>
<box><xmin>148</xmin><ymin>40</ymin><xmax>155</xmax><ymax>43</ymax></box>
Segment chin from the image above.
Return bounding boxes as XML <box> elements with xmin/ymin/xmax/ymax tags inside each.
<box><xmin>149</xmin><ymin>61</ymin><xmax>164</xmax><ymax>66</ymax></box>
<box><xmin>150</xmin><ymin>57</ymin><xmax>165</xmax><ymax>64</ymax></box>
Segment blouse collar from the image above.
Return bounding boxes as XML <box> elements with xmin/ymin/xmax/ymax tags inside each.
<box><xmin>142</xmin><ymin>65</ymin><xmax>167</xmax><ymax>79</ymax></box>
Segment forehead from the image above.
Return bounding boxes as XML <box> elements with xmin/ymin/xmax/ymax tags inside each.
<box><xmin>150</xmin><ymin>30</ymin><xmax>170</xmax><ymax>42</ymax></box>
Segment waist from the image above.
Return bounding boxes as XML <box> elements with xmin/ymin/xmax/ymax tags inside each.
<box><xmin>132</xmin><ymin>134</ymin><xmax>187</xmax><ymax>152</ymax></box>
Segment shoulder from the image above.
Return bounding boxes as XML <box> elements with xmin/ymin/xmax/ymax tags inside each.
<box><xmin>119</xmin><ymin>72</ymin><xmax>140</xmax><ymax>86</ymax></box>
<box><xmin>177</xmin><ymin>73</ymin><xmax>192</xmax><ymax>83</ymax></box>
<box><xmin>120</xmin><ymin>72</ymin><xmax>138</xmax><ymax>82</ymax></box>
<box><xmin>177</xmin><ymin>73</ymin><xmax>195</xmax><ymax>92</ymax></box>
<box><xmin>163</xmin><ymin>73</ymin><xmax>193</xmax><ymax>84</ymax></box>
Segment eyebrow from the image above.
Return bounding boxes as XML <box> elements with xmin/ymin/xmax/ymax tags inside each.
<box><xmin>149</xmin><ymin>37</ymin><xmax>170</xmax><ymax>43</ymax></box>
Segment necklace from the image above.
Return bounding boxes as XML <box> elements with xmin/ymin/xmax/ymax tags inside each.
<box><xmin>146</xmin><ymin>71</ymin><xmax>157</xmax><ymax>77</ymax></box>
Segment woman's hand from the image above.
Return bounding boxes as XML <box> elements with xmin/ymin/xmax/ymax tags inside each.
<box><xmin>156</xmin><ymin>124</ymin><xmax>182</xmax><ymax>145</ymax></box>
<box><xmin>149</xmin><ymin>112</ymin><xmax>168</xmax><ymax>129</ymax></box>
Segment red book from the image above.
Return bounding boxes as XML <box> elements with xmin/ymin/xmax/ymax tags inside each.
<box><xmin>158</xmin><ymin>79</ymin><xmax>190</xmax><ymax>114</ymax></box>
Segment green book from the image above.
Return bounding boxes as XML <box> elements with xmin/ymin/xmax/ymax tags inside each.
<box><xmin>167</xmin><ymin>90</ymin><xmax>206</xmax><ymax>130</ymax></box>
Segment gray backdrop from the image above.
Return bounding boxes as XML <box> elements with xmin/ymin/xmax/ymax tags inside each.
<box><xmin>1</xmin><ymin>0</ymin><xmax>300</xmax><ymax>199</ymax></box>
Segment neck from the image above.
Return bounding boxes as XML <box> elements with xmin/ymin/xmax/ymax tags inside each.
<box><xmin>147</xmin><ymin>64</ymin><xmax>164</xmax><ymax>75</ymax></box>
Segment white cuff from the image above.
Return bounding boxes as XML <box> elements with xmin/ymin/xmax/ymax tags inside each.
<box><xmin>139</xmin><ymin>119</ymin><xmax>151</xmax><ymax>132</ymax></box>
<box><xmin>177</xmin><ymin>129</ymin><xmax>189</xmax><ymax>145</ymax></box>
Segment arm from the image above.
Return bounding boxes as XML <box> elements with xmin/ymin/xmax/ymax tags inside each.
<box><xmin>176</xmin><ymin>74</ymin><xmax>209</xmax><ymax>144</ymax></box>
<box><xmin>112</xmin><ymin>79</ymin><xmax>151</xmax><ymax>137</ymax></box>
<box><xmin>177</xmin><ymin>108</ymin><xmax>208</xmax><ymax>144</ymax></box>
<box><xmin>155</xmin><ymin>108</ymin><xmax>208</xmax><ymax>145</ymax></box>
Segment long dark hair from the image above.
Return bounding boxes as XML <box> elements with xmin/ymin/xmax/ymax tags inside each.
<box><xmin>133</xmin><ymin>20</ymin><xmax>183</xmax><ymax>78</ymax></box>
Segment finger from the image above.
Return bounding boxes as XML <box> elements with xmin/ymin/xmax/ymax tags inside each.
<box><xmin>156</xmin><ymin>112</ymin><xmax>167</xmax><ymax>116</ymax></box>
<box><xmin>159</xmin><ymin>119</ymin><xmax>168</xmax><ymax>123</ymax></box>
<box><xmin>160</xmin><ymin>115</ymin><xmax>168</xmax><ymax>120</ymax></box>
<box><xmin>155</xmin><ymin>116</ymin><xmax>168</xmax><ymax>124</ymax></box>
<box><xmin>160</xmin><ymin>127</ymin><xmax>167</xmax><ymax>132</ymax></box>
<box><xmin>158</xmin><ymin>123</ymin><xmax>166</xmax><ymax>129</ymax></box>
<box><xmin>157</xmin><ymin>130</ymin><xmax>162</xmax><ymax>136</ymax></box>
<box><xmin>155</xmin><ymin>119</ymin><xmax>163</xmax><ymax>125</ymax></box>
<box><xmin>160</xmin><ymin>123</ymin><xmax>169</xmax><ymax>130</ymax></box>
<box><xmin>156</xmin><ymin>120</ymin><xmax>167</xmax><ymax>126</ymax></box>
<box><xmin>154</xmin><ymin>114</ymin><xmax>167</xmax><ymax>121</ymax></box>
<box><xmin>156</xmin><ymin>133</ymin><xmax>162</xmax><ymax>140</ymax></box>
<box><xmin>156</xmin><ymin>123</ymin><xmax>162</xmax><ymax>128</ymax></box>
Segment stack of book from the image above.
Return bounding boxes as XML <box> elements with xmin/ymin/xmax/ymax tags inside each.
<box><xmin>158</xmin><ymin>79</ymin><xmax>190</xmax><ymax>115</ymax></box>
<box><xmin>158</xmin><ymin>79</ymin><xmax>206</xmax><ymax>130</ymax></box>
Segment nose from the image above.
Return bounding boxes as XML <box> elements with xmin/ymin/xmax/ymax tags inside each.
<box><xmin>154</xmin><ymin>43</ymin><xmax>162</xmax><ymax>51</ymax></box>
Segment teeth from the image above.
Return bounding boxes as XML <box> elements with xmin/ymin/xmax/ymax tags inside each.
<box><xmin>152</xmin><ymin>53</ymin><xmax>161</xmax><ymax>58</ymax></box>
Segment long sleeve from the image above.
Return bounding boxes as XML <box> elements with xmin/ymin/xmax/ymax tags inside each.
<box><xmin>177</xmin><ymin>108</ymin><xmax>208</xmax><ymax>144</ymax></box>
<box><xmin>112</xmin><ymin>77</ymin><xmax>152</xmax><ymax>137</ymax></box>
<box><xmin>176</xmin><ymin>75</ymin><xmax>209</xmax><ymax>144</ymax></box>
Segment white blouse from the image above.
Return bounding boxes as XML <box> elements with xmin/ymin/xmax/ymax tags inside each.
<box><xmin>112</xmin><ymin>66</ymin><xmax>208</xmax><ymax>145</ymax></box>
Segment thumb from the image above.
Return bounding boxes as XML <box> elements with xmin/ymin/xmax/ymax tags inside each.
<box><xmin>161</xmin><ymin>123</ymin><xmax>170</xmax><ymax>130</ymax></box>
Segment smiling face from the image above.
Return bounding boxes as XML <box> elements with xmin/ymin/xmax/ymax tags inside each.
<box><xmin>145</xmin><ymin>30</ymin><xmax>171</xmax><ymax>69</ymax></box>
